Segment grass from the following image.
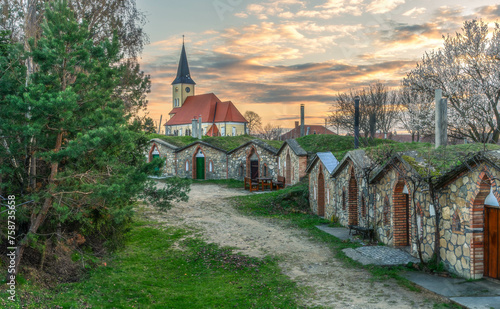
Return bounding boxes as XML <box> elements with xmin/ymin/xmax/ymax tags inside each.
<box><xmin>295</xmin><ymin>134</ymin><xmax>398</xmax><ymax>159</ymax></box>
<box><xmin>3</xmin><ymin>221</ymin><xmax>302</xmax><ymax>308</ymax></box>
<box><xmin>148</xmin><ymin>133</ymin><xmax>283</xmax><ymax>152</ymax></box>
<box><xmin>232</xmin><ymin>181</ymin><xmax>421</xmax><ymax>292</ymax></box>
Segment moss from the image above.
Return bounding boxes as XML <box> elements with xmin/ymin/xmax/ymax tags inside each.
<box><xmin>148</xmin><ymin>134</ymin><xmax>282</xmax><ymax>152</ymax></box>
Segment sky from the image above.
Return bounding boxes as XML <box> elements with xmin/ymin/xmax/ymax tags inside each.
<box><xmin>135</xmin><ymin>0</ymin><xmax>500</xmax><ymax>131</ymax></box>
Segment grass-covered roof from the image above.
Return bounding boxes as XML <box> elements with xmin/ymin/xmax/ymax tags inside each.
<box><xmin>148</xmin><ymin>134</ymin><xmax>283</xmax><ymax>152</ymax></box>
<box><xmin>295</xmin><ymin>134</ymin><xmax>398</xmax><ymax>159</ymax></box>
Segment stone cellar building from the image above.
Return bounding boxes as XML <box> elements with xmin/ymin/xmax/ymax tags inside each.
<box><xmin>276</xmin><ymin>139</ymin><xmax>309</xmax><ymax>186</ymax></box>
<box><xmin>227</xmin><ymin>140</ymin><xmax>279</xmax><ymax>181</ymax></box>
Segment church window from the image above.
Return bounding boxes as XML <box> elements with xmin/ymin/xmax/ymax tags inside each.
<box><xmin>179</xmin><ymin>128</ymin><xmax>183</xmax><ymax>136</ymax></box>
<box><xmin>232</xmin><ymin>127</ymin><xmax>236</xmax><ymax>136</ymax></box>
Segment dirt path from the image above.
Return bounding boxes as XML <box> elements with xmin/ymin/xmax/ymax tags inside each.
<box><xmin>143</xmin><ymin>183</ymin><xmax>443</xmax><ymax>308</ymax></box>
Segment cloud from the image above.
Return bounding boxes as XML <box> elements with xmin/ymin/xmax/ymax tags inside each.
<box><xmin>402</xmin><ymin>7</ymin><xmax>427</xmax><ymax>17</ymax></box>
<box><xmin>366</xmin><ymin>0</ymin><xmax>405</xmax><ymax>14</ymax></box>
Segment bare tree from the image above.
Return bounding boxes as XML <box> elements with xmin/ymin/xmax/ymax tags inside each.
<box><xmin>404</xmin><ymin>20</ymin><xmax>500</xmax><ymax>143</ymax></box>
<box><xmin>329</xmin><ymin>89</ymin><xmax>371</xmax><ymax>138</ymax></box>
<box><xmin>260</xmin><ymin>123</ymin><xmax>283</xmax><ymax>140</ymax></box>
<box><xmin>244</xmin><ymin>110</ymin><xmax>262</xmax><ymax>135</ymax></box>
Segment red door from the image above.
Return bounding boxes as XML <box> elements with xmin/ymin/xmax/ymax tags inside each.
<box><xmin>485</xmin><ymin>206</ymin><xmax>500</xmax><ymax>279</ymax></box>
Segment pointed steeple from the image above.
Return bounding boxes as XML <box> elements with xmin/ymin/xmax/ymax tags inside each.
<box><xmin>172</xmin><ymin>39</ymin><xmax>196</xmax><ymax>85</ymax></box>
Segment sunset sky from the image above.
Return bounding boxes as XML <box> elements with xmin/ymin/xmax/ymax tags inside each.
<box><xmin>135</xmin><ymin>0</ymin><xmax>500</xmax><ymax>131</ymax></box>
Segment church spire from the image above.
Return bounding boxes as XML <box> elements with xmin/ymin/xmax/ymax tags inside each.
<box><xmin>172</xmin><ymin>38</ymin><xmax>196</xmax><ymax>85</ymax></box>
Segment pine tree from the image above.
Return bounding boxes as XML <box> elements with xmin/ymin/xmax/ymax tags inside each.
<box><xmin>1</xmin><ymin>0</ymin><xmax>190</xmax><ymax>278</ymax></box>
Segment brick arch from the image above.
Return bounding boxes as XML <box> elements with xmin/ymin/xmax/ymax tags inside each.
<box><xmin>318</xmin><ymin>166</ymin><xmax>325</xmax><ymax>217</ymax></box>
<box><xmin>470</xmin><ymin>171</ymin><xmax>499</xmax><ymax>279</ymax></box>
<box><xmin>348</xmin><ymin>168</ymin><xmax>358</xmax><ymax>225</ymax></box>
<box><xmin>393</xmin><ymin>177</ymin><xmax>411</xmax><ymax>246</ymax></box>
<box><xmin>191</xmin><ymin>145</ymin><xmax>206</xmax><ymax>179</ymax></box>
<box><xmin>148</xmin><ymin>143</ymin><xmax>160</xmax><ymax>162</ymax></box>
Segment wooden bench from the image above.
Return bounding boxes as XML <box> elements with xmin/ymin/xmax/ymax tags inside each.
<box><xmin>244</xmin><ymin>177</ymin><xmax>251</xmax><ymax>190</ymax></box>
<box><xmin>348</xmin><ymin>225</ymin><xmax>374</xmax><ymax>240</ymax></box>
<box><xmin>274</xmin><ymin>176</ymin><xmax>285</xmax><ymax>191</ymax></box>
<box><xmin>249</xmin><ymin>178</ymin><xmax>260</xmax><ymax>192</ymax></box>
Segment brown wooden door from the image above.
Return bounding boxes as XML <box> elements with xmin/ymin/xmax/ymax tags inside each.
<box><xmin>286</xmin><ymin>153</ymin><xmax>291</xmax><ymax>185</ymax></box>
<box><xmin>318</xmin><ymin>172</ymin><xmax>325</xmax><ymax>217</ymax></box>
<box><xmin>250</xmin><ymin>160</ymin><xmax>259</xmax><ymax>180</ymax></box>
<box><xmin>485</xmin><ymin>206</ymin><xmax>500</xmax><ymax>279</ymax></box>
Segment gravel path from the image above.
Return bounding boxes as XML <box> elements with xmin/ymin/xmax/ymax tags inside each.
<box><xmin>143</xmin><ymin>183</ymin><xmax>444</xmax><ymax>308</ymax></box>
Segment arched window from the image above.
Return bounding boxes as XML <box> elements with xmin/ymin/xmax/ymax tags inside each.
<box><xmin>263</xmin><ymin>164</ymin><xmax>268</xmax><ymax>177</ymax></box>
<box><xmin>383</xmin><ymin>196</ymin><xmax>390</xmax><ymax>225</ymax></box>
<box><xmin>185</xmin><ymin>160</ymin><xmax>189</xmax><ymax>171</ymax></box>
<box><xmin>327</xmin><ymin>188</ymin><xmax>330</xmax><ymax>204</ymax></box>
<box><xmin>314</xmin><ymin>185</ymin><xmax>317</xmax><ymax>200</ymax></box>
<box><xmin>239</xmin><ymin>164</ymin><xmax>244</xmax><ymax>177</ymax></box>
<box><xmin>342</xmin><ymin>188</ymin><xmax>346</xmax><ymax>210</ymax></box>
<box><xmin>452</xmin><ymin>211</ymin><xmax>462</xmax><ymax>233</ymax></box>
<box><xmin>179</xmin><ymin>128</ymin><xmax>183</xmax><ymax>136</ymax></box>
<box><xmin>416</xmin><ymin>203</ymin><xmax>424</xmax><ymax>241</ymax></box>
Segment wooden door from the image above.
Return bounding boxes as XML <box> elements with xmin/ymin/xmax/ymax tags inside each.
<box><xmin>196</xmin><ymin>157</ymin><xmax>205</xmax><ymax>180</ymax></box>
<box><xmin>250</xmin><ymin>160</ymin><xmax>259</xmax><ymax>179</ymax></box>
<box><xmin>318</xmin><ymin>172</ymin><xmax>325</xmax><ymax>217</ymax></box>
<box><xmin>485</xmin><ymin>206</ymin><xmax>500</xmax><ymax>279</ymax></box>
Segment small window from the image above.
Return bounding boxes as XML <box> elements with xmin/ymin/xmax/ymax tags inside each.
<box><xmin>361</xmin><ymin>196</ymin><xmax>366</xmax><ymax>217</ymax></box>
<box><xmin>263</xmin><ymin>164</ymin><xmax>268</xmax><ymax>177</ymax></box>
<box><xmin>239</xmin><ymin>164</ymin><xmax>244</xmax><ymax>177</ymax></box>
<box><xmin>452</xmin><ymin>211</ymin><xmax>462</xmax><ymax>233</ymax></box>
<box><xmin>416</xmin><ymin>203</ymin><xmax>424</xmax><ymax>241</ymax></box>
<box><xmin>185</xmin><ymin>160</ymin><xmax>189</xmax><ymax>171</ymax></box>
<box><xmin>342</xmin><ymin>188</ymin><xmax>346</xmax><ymax>210</ymax></box>
<box><xmin>232</xmin><ymin>127</ymin><xmax>236</xmax><ymax>136</ymax></box>
<box><xmin>327</xmin><ymin>188</ymin><xmax>330</xmax><ymax>204</ymax></box>
<box><xmin>179</xmin><ymin>128</ymin><xmax>183</xmax><ymax>136</ymax></box>
<box><xmin>209</xmin><ymin>161</ymin><xmax>213</xmax><ymax>172</ymax></box>
<box><xmin>383</xmin><ymin>196</ymin><xmax>390</xmax><ymax>225</ymax></box>
<box><xmin>221</xmin><ymin>126</ymin><xmax>225</xmax><ymax>136</ymax></box>
<box><xmin>314</xmin><ymin>186</ymin><xmax>317</xmax><ymax>200</ymax></box>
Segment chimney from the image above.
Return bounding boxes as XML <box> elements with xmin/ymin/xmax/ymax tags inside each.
<box><xmin>435</xmin><ymin>89</ymin><xmax>448</xmax><ymax>148</ymax></box>
<box><xmin>192</xmin><ymin>118</ymin><xmax>197</xmax><ymax>138</ymax></box>
<box><xmin>306</xmin><ymin>127</ymin><xmax>310</xmax><ymax>135</ymax></box>
<box><xmin>300</xmin><ymin>104</ymin><xmax>305</xmax><ymax>137</ymax></box>
<box><xmin>354</xmin><ymin>96</ymin><xmax>360</xmax><ymax>149</ymax></box>
<box><xmin>198</xmin><ymin>116</ymin><xmax>202</xmax><ymax>139</ymax></box>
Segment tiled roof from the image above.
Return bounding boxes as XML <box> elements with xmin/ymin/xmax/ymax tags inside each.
<box><xmin>281</xmin><ymin>125</ymin><xmax>335</xmax><ymax>140</ymax></box>
<box><xmin>168</xmin><ymin>107</ymin><xmax>181</xmax><ymax>115</ymax></box>
<box><xmin>331</xmin><ymin>149</ymin><xmax>374</xmax><ymax>177</ymax></box>
<box><xmin>306</xmin><ymin>152</ymin><xmax>339</xmax><ymax>174</ymax></box>
<box><xmin>206</xmin><ymin>124</ymin><xmax>220</xmax><ymax>137</ymax></box>
<box><xmin>165</xmin><ymin>93</ymin><xmax>248</xmax><ymax>126</ymax></box>
<box><xmin>172</xmin><ymin>43</ymin><xmax>196</xmax><ymax>85</ymax></box>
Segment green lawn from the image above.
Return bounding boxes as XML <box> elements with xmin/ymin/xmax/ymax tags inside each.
<box><xmin>3</xmin><ymin>221</ymin><xmax>302</xmax><ymax>308</ymax></box>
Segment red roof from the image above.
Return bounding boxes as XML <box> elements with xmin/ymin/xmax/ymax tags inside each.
<box><xmin>168</xmin><ymin>107</ymin><xmax>181</xmax><ymax>115</ymax></box>
<box><xmin>206</xmin><ymin>124</ymin><xmax>220</xmax><ymax>137</ymax></box>
<box><xmin>165</xmin><ymin>93</ymin><xmax>247</xmax><ymax>126</ymax></box>
<box><xmin>280</xmin><ymin>124</ymin><xmax>336</xmax><ymax>140</ymax></box>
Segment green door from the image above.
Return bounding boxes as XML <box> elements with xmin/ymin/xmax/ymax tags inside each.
<box><xmin>196</xmin><ymin>157</ymin><xmax>205</xmax><ymax>179</ymax></box>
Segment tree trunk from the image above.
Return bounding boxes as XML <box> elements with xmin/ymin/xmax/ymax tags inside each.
<box><xmin>12</xmin><ymin>131</ymin><xmax>62</xmax><ymax>279</ymax></box>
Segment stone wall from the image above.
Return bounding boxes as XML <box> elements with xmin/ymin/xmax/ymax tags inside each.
<box><xmin>278</xmin><ymin>144</ymin><xmax>307</xmax><ymax>185</ymax></box>
<box><xmin>371</xmin><ymin>165</ymin><xmax>436</xmax><ymax>263</ymax></box>
<box><xmin>436</xmin><ymin>162</ymin><xmax>500</xmax><ymax>279</ymax></box>
<box><xmin>227</xmin><ymin>143</ymin><xmax>278</xmax><ymax>181</ymax></box>
<box><xmin>148</xmin><ymin>141</ymin><xmax>177</xmax><ymax>176</ymax></box>
<box><xmin>175</xmin><ymin>143</ymin><xmax>228</xmax><ymax>179</ymax></box>
<box><xmin>309</xmin><ymin>161</ymin><xmax>332</xmax><ymax>217</ymax></box>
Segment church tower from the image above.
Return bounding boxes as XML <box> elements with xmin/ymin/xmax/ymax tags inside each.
<box><xmin>172</xmin><ymin>40</ymin><xmax>196</xmax><ymax>109</ymax></box>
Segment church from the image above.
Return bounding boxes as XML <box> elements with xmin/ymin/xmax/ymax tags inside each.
<box><xmin>164</xmin><ymin>42</ymin><xmax>248</xmax><ymax>136</ymax></box>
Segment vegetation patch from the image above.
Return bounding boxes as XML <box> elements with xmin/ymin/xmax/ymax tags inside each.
<box><xmin>149</xmin><ymin>134</ymin><xmax>283</xmax><ymax>152</ymax></box>
<box><xmin>4</xmin><ymin>221</ymin><xmax>301</xmax><ymax>308</ymax></box>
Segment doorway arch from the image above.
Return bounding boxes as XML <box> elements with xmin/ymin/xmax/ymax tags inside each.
<box><xmin>348</xmin><ymin>168</ymin><xmax>358</xmax><ymax>225</ymax></box>
<box><xmin>192</xmin><ymin>147</ymin><xmax>205</xmax><ymax>180</ymax></box>
<box><xmin>393</xmin><ymin>178</ymin><xmax>410</xmax><ymax>246</ymax></box>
